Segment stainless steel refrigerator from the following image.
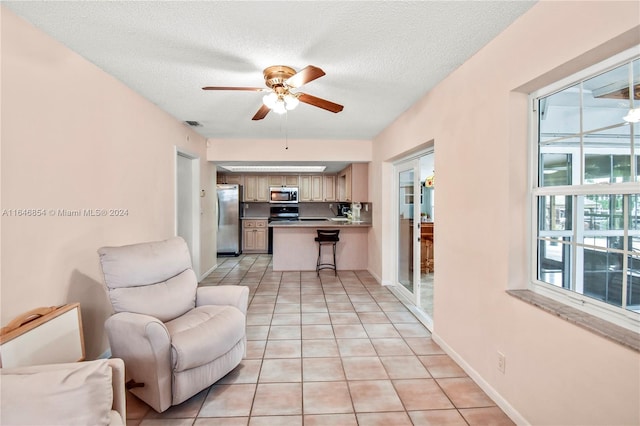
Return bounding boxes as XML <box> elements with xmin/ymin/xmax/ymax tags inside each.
<box><xmin>217</xmin><ymin>184</ymin><xmax>242</xmax><ymax>256</ymax></box>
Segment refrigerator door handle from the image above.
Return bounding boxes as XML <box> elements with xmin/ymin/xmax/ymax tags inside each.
<box><xmin>216</xmin><ymin>197</ymin><xmax>220</xmax><ymax>228</ymax></box>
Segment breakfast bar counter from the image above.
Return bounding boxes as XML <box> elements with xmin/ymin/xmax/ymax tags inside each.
<box><xmin>270</xmin><ymin>220</ymin><xmax>371</xmax><ymax>271</ymax></box>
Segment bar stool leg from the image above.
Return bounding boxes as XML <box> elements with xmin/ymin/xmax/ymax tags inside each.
<box><xmin>316</xmin><ymin>242</ymin><xmax>322</xmax><ymax>276</ymax></box>
<box><xmin>332</xmin><ymin>241</ymin><xmax>337</xmax><ymax>276</ymax></box>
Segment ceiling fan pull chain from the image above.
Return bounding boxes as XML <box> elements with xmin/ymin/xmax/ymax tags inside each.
<box><xmin>285</xmin><ymin>111</ymin><xmax>289</xmax><ymax>150</ymax></box>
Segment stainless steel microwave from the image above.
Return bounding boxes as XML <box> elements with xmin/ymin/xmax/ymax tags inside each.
<box><xmin>270</xmin><ymin>187</ymin><xmax>298</xmax><ymax>203</ymax></box>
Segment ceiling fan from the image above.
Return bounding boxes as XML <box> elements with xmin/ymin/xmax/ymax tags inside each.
<box><xmin>202</xmin><ymin>65</ymin><xmax>344</xmax><ymax>120</ymax></box>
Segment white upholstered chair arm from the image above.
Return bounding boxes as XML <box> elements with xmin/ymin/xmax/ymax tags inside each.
<box><xmin>107</xmin><ymin>358</ymin><xmax>126</xmax><ymax>422</ymax></box>
<box><xmin>105</xmin><ymin>312</ymin><xmax>173</xmax><ymax>413</ymax></box>
<box><xmin>196</xmin><ymin>285</ymin><xmax>249</xmax><ymax>315</ymax></box>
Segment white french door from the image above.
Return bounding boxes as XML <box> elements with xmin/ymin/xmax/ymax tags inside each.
<box><xmin>396</xmin><ymin>159</ymin><xmax>422</xmax><ymax>305</ymax></box>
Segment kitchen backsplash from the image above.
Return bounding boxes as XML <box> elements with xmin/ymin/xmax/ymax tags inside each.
<box><xmin>242</xmin><ymin>202</ymin><xmax>372</xmax><ymax>222</ymax></box>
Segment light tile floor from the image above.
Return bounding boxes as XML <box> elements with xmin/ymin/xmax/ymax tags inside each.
<box><xmin>126</xmin><ymin>254</ymin><xmax>514</xmax><ymax>426</ymax></box>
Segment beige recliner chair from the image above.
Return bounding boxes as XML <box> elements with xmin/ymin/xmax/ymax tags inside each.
<box><xmin>98</xmin><ymin>237</ymin><xmax>248</xmax><ymax>413</ymax></box>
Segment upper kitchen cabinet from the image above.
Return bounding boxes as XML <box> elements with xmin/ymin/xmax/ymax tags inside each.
<box><xmin>269</xmin><ymin>175</ymin><xmax>299</xmax><ymax>187</ymax></box>
<box><xmin>323</xmin><ymin>175</ymin><xmax>336</xmax><ymax>202</ymax></box>
<box><xmin>337</xmin><ymin>163</ymin><xmax>368</xmax><ymax>202</ymax></box>
<box><xmin>299</xmin><ymin>175</ymin><xmax>337</xmax><ymax>202</ymax></box>
<box><xmin>244</xmin><ymin>175</ymin><xmax>269</xmax><ymax>202</ymax></box>
<box><xmin>217</xmin><ymin>173</ymin><xmax>244</xmax><ymax>185</ymax></box>
<box><xmin>300</xmin><ymin>175</ymin><xmax>323</xmax><ymax>202</ymax></box>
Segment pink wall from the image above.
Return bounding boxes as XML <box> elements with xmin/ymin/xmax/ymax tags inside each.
<box><xmin>1</xmin><ymin>8</ymin><xmax>216</xmax><ymax>358</ymax></box>
<box><xmin>371</xmin><ymin>1</ymin><xmax>639</xmax><ymax>424</ymax></box>
<box><xmin>208</xmin><ymin>138</ymin><xmax>372</xmax><ymax>162</ymax></box>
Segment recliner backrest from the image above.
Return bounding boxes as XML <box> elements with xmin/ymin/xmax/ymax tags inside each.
<box><xmin>98</xmin><ymin>237</ymin><xmax>197</xmax><ymax>322</ymax></box>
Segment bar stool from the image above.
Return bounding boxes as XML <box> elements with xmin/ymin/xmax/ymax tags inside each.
<box><xmin>315</xmin><ymin>230</ymin><xmax>340</xmax><ymax>276</ymax></box>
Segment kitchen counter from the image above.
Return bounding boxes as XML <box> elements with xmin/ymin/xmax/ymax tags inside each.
<box><xmin>269</xmin><ymin>219</ymin><xmax>371</xmax><ymax>228</ymax></box>
<box><xmin>271</xmin><ymin>221</ymin><xmax>369</xmax><ymax>271</ymax></box>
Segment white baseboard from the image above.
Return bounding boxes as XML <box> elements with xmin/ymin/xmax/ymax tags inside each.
<box><xmin>199</xmin><ymin>264</ymin><xmax>218</xmax><ymax>282</ymax></box>
<box><xmin>367</xmin><ymin>268</ymin><xmax>383</xmax><ymax>284</ymax></box>
<box><xmin>365</xmin><ymin>268</ymin><xmax>397</xmax><ymax>288</ymax></box>
<box><xmin>432</xmin><ymin>333</ymin><xmax>529</xmax><ymax>426</ymax></box>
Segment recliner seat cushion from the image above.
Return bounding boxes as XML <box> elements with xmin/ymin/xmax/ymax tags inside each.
<box><xmin>107</xmin><ymin>269</ymin><xmax>197</xmax><ymax>322</ymax></box>
<box><xmin>166</xmin><ymin>305</ymin><xmax>246</xmax><ymax>372</ymax></box>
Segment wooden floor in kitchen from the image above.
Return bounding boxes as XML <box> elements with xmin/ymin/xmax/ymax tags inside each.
<box><xmin>125</xmin><ymin>254</ymin><xmax>514</xmax><ymax>426</ymax></box>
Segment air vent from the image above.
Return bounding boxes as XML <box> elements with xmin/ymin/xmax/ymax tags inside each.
<box><xmin>184</xmin><ymin>120</ymin><xmax>202</xmax><ymax>127</ymax></box>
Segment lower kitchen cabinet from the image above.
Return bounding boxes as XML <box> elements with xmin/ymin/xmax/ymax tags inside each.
<box><xmin>242</xmin><ymin>219</ymin><xmax>268</xmax><ymax>252</ymax></box>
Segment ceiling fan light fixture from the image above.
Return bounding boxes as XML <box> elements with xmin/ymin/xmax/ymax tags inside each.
<box><xmin>272</xmin><ymin>100</ymin><xmax>287</xmax><ymax>115</ymax></box>
<box><xmin>203</xmin><ymin>64</ymin><xmax>343</xmax><ymax>120</ymax></box>
<box><xmin>262</xmin><ymin>92</ymin><xmax>278</xmax><ymax>108</ymax></box>
<box><xmin>284</xmin><ymin>94</ymin><xmax>299</xmax><ymax>110</ymax></box>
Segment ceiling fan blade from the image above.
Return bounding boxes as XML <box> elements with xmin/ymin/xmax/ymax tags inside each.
<box><xmin>285</xmin><ymin>66</ymin><xmax>326</xmax><ymax>88</ymax></box>
<box><xmin>298</xmin><ymin>93</ymin><xmax>344</xmax><ymax>113</ymax></box>
<box><xmin>202</xmin><ymin>86</ymin><xmax>267</xmax><ymax>91</ymax></box>
<box><xmin>252</xmin><ymin>104</ymin><xmax>271</xmax><ymax>121</ymax></box>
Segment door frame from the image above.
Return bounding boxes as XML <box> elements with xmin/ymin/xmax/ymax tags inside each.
<box><xmin>175</xmin><ymin>147</ymin><xmax>201</xmax><ymax>279</ymax></box>
<box><xmin>391</xmin><ymin>147</ymin><xmax>435</xmax><ymax>330</ymax></box>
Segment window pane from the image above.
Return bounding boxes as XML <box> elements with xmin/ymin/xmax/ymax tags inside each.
<box><xmin>612</xmin><ymin>155</ymin><xmax>632</xmax><ymax>183</ymax></box>
<box><xmin>540</xmin><ymin>153</ymin><xmax>571</xmax><ymax>186</ymax></box>
<box><xmin>633</xmin><ymin>59</ymin><xmax>639</xmax><ymax>110</ymax></box>
<box><xmin>585</xmin><ymin>153</ymin><xmax>633</xmax><ymax>184</ymax></box>
<box><xmin>538</xmin><ymin>238</ymin><xmax>571</xmax><ymax>288</ymax></box>
<box><xmin>632</xmin><ymin>194</ymin><xmax>640</xmax><ymax>232</ymax></box>
<box><xmin>583</xmin><ymin>63</ymin><xmax>632</xmax><ymax>132</ymax></box>
<box><xmin>539</xmin><ymin>84</ymin><xmax>580</xmax><ymax>138</ymax></box>
<box><xmin>539</xmin><ymin>195</ymin><xmax>572</xmax><ymax>231</ymax></box>
<box><xmin>627</xmin><ymin>254</ymin><xmax>640</xmax><ymax>313</ymax></box>
<box><xmin>583</xmin><ymin>124</ymin><xmax>630</xmax><ymax>145</ymax></box>
<box><xmin>583</xmin><ymin>247</ymin><xmax>623</xmax><ymax>307</ymax></box>
<box><xmin>584</xmin><ymin>155</ymin><xmax>611</xmax><ymax>183</ymax></box>
<box><xmin>583</xmin><ymin>194</ymin><xmax>624</xmax><ymax>231</ymax></box>
<box><xmin>582</xmin><ymin>235</ymin><xmax>622</xmax><ymax>251</ymax></box>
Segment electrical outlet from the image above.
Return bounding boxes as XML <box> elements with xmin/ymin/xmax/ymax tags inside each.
<box><xmin>329</xmin><ymin>204</ymin><xmax>333</xmax><ymax>209</ymax></box>
<box><xmin>497</xmin><ymin>351</ymin><xmax>506</xmax><ymax>373</ymax></box>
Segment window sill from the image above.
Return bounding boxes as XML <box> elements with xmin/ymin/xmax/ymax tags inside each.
<box><xmin>507</xmin><ymin>289</ymin><xmax>640</xmax><ymax>353</ymax></box>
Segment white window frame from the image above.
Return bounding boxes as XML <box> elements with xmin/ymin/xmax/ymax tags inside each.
<box><xmin>529</xmin><ymin>46</ymin><xmax>640</xmax><ymax>332</ymax></box>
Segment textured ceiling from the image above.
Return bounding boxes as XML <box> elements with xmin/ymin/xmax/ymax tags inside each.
<box><xmin>4</xmin><ymin>1</ymin><xmax>535</xmax><ymax>141</ymax></box>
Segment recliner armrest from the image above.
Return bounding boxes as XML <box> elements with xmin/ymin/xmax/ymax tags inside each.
<box><xmin>105</xmin><ymin>312</ymin><xmax>172</xmax><ymax>413</ymax></box>
<box><xmin>196</xmin><ymin>285</ymin><xmax>249</xmax><ymax>315</ymax></box>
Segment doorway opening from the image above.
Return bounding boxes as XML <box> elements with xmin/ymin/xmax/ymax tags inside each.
<box><xmin>176</xmin><ymin>149</ymin><xmax>201</xmax><ymax>278</ymax></box>
<box><xmin>393</xmin><ymin>151</ymin><xmax>435</xmax><ymax>329</ymax></box>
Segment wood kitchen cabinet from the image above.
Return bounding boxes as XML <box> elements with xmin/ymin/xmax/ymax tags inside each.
<box><xmin>300</xmin><ymin>175</ymin><xmax>336</xmax><ymax>202</ymax></box>
<box><xmin>217</xmin><ymin>173</ymin><xmax>244</xmax><ymax>185</ymax></box>
<box><xmin>323</xmin><ymin>175</ymin><xmax>336</xmax><ymax>201</ymax></box>
<box><xmin>299</xmin><ymin>175</ymin><xmax>323</xmax><ymax>202</ymax></box>
<box><xmin>243</xmin><ymin>219</ymin><xmax>267</xmax><ymax>252</ymax></box>
<box><xmin>244</xmin><ymin>175</ymin><xmax>269</xmax><ymax>202</ymax></box>
<box><xmin>269</xmin><ymin>175</ymin><xmax>299</xmax><ymax>187</ymax></box>
<box><xmin>337</xmin><ymin>163</ymin><xmax>368</xmax><ymax>202</ymax></box>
